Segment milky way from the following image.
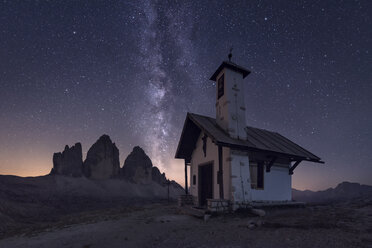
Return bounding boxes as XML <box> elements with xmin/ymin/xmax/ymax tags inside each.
<box><xmin>127</xmin><ymin>0</ymin><xmax>212</xmax><ymax>172</ymax></box>
<box><xmin>0</xmin><ymin>0</ymin><xmax>371</xmax><ymax>190</ymax></box>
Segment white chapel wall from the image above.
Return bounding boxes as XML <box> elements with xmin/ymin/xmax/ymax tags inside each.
<box><xmin>215</xmin><ymin>68</ymin><xmax>247</xmax><ymax>140</ymax></box>
<box><xmin>230</xmin><ymin>151</ymin><xmax>252</xmax><ymax>203</ymax></box>
<box><xmin>189</xmin><ymin>132</ymin><xmax>218</xmax><ymax>199</ymax></box>
<box><xmin>189</xmin><ymin>131</ymin><xmax>231</xmax><ymax>201</ymax></box>
<box><xmin>250</xmin><ymin>165</ymin><xmax>292</xmax><ymax>201</ymax></box>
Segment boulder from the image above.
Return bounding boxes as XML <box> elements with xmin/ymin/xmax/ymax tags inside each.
<box><xmin>121</xmin><ymin>146</ymin><xmax>153</xmax><ymax>183</ymax></box>
<box><xmin>246</xmin><ymin>219</ymin><xmax>263</xmax><ymax>229</ymax></box>
<box><xmin>249</xmin><ymin>208</ymin><xmax>266</xmax><ymax>217</ymax></box>
<box><xmin>51</xmin><ymin>143</ymin><xmax>83</xmax><ymax>177</ymax></box>
<box><xmin>83</xmin><ymin>135</ymin><xmax>120</xmax><ymax>179</ymax></box>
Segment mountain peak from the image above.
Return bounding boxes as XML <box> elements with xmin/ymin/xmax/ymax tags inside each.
<box><xmin>293</xmin><ymin>181</ymin><xmax>372</xmax><ymax>203</ymax></box>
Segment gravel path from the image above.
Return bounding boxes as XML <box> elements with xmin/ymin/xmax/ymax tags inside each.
<box><xmin>1</xmin><ymin>203</ymin><xmax>371</xmax><ymax>248</ymax></box>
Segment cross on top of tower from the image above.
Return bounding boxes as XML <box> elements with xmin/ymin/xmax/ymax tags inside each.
<box><xmin>228</xmin><ymin>47</ymin><xmax>233</xmax><ymax>62</ymax></box>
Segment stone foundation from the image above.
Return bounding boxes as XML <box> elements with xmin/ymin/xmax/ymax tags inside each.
<box><xmin>207</xmin><ymin>199</ymin><xmax>230</xmax><ymax>213</ymax></box>
<box><xmin>232</xmin><ymin>201</ymin><xmax>253</xmax><ymax>211</ymax></box>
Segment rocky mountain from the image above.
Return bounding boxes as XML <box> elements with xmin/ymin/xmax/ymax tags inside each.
<box><xmin>49</xmin><ymin>134</ymin><xmax>176</xmax><ymax>187</ymax></box>
<box><xmin>50</xmin><ymin>143</ymin><xmax>83</xmax><ymax>177</ymax></box>
<box><xmin>0</xmin><ymin>174</ymin><xmax>184</xmax><ymax>236</ymax></box>
<box><xmin>0</xmin><ymin>135</ymin><xmax>185</xmax><ymax>236</ymax></box>
<box><xmin>121</xmin><ymin>146</ymin><xmax>167</xmax><ymax>184</ymax></box>
<box><xmin>83</xmin><ymin>135</ymin><xmax>120</xmax><ymax>180</ymax></box>
<box><xmin>121</xmin><ymin>146</ymin><xmax>153</xmax><ymax>183</ymax></box>
<box><xmin>292</xmin><ymin>181</ymin><xmax>372</xmax><ymax>203</ymax></box>
<box><xmin>151</xmin><ymin>166</ymin><xmax>167</xmax><ymax>185</ymax></box>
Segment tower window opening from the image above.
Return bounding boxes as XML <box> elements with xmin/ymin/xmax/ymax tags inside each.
<box><xmin>218</xmin><ymin>74</ymin><xmax>224</xmax><ymax>99</ymax></box>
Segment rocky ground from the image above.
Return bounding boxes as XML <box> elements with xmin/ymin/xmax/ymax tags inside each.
<box><xmin>0</xmin><ymin>174</ymin><xmax>183</xmax><ymax>240</ymax></box>
<box><xmin>0</xmin><ymin>200</ymin><xmax>371</xmax><ymax>248</ymax></box>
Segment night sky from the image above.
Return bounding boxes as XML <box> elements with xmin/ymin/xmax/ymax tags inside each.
<box><xmin>0</xmin><ymin>0</ymin><xmax>371</xmax><ymax>190</ymax></box>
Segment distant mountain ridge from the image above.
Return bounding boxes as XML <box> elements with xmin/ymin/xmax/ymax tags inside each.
<box><xmin>50</xmin><ymin>134</ymin><xmax>172</xmax><ymax>186</ymax></box>
<box><xmin>292</xmin><ymin>181</ymin><xmax>372</xmax><ymax>203</ymax></box>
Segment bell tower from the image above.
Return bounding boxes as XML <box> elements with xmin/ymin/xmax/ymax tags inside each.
<box><xmin>210</xmin><ymin>52</ymin><xmax>250</xmax><ymax>140</ymax></box>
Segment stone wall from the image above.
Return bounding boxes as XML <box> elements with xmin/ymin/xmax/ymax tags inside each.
<box><xmin>207</xmin><ymin>199</ymin><xmax>230</xmax><ymax>213</ymax></box>
<box><xmin>231</xmin><ymin>201</ymin><xmax>253</xmax><ymax>211</ymax></box>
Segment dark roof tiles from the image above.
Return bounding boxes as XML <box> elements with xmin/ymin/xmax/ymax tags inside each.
<box><xmin>175</xmin><ymin>113</ymin><xmax>323</xmax><ymax>163</ymax></box>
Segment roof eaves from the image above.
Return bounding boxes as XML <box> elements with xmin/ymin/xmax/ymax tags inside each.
<box><xmin>273</xmin><ymin>132</ymin><xmax>322</xmax><ymax>161</ymax></box>
<box><xmin>174</xmin><ymin>113</ymin><xmax>191</xmax><ymax>159</ymax></box>
<box><xmin>215</xmin><ymin>140</ymin><xmax>324</xmax><ymax>163</ymax></box>
<box><xmin>187</xmin><ymin>113</ymin><xmax>218</xmax><ymax>143</ymax></box>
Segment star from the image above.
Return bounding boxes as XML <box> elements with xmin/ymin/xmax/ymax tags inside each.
<box><xmin>0</xmin><ymin>0</ymin><xmax>370</xmax><ymax>191</ymax></box>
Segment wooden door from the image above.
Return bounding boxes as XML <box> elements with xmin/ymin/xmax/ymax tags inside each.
<box><xmin>198</xmin><ymin>163</ymin><xmax>213</xmax><ymax>206</ymax></box>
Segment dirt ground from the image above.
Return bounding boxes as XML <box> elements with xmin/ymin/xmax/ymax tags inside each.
<box><xmin>0</xmin><ymin>201</ymin><xmax>371</xmax><ymax>248</ymax></box>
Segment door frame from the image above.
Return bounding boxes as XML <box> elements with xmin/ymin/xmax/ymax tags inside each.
<box><xmin>198</xmin><ymin>161</ymin><xmax>214</xmax><ymax>207</ymax></box>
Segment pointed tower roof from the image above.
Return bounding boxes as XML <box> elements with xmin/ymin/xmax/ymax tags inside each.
<box><xmin>209</xmin><ymin>61</ymin><xmax>251</xmax><ymax>81</ymax></box>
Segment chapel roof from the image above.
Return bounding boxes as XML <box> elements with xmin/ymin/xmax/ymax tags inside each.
<box><xmin>175</xmin><ymin>112</ymin><xmax>323</xmax><ymax>164</ymax></box>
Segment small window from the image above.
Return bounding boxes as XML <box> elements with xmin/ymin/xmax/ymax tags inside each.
<box><xmin>250</xmin><ymin>162</ymin><xmax>264</xmax><ymax>189</ymax></box>
<box><xmin>202</xmin><ymin>134</ymin><xmax>207</xmax><ymax>157</ymax></box>
<box><xmin>218</xmin><ymin>74</ymin><xmax>224</xmax><ymax>99</ymax></box>
<box><xmin>257</xmin><ymin>162</ymin><xmax>264</xmax><ymax>189</ymax></box>
<box><xmin>193</xmin><ymin>175</ymin><xmax>196</xmax><ymax>185</ymax></box>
